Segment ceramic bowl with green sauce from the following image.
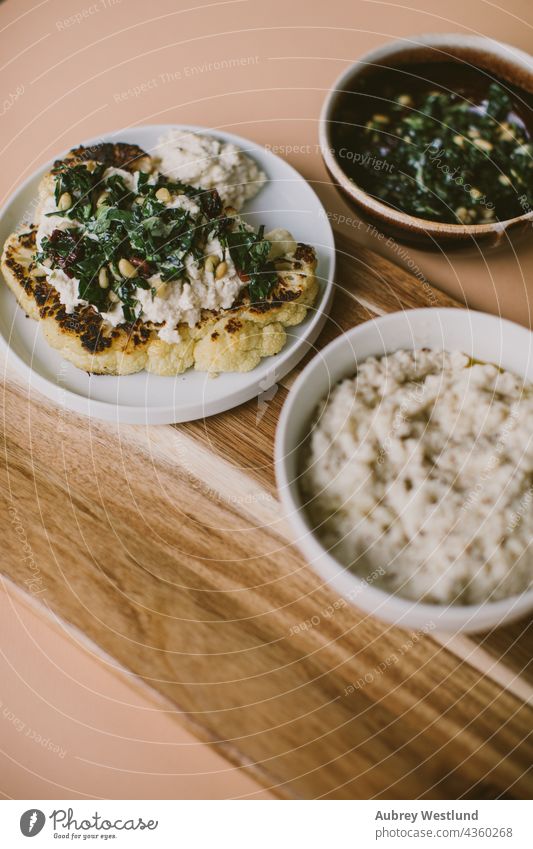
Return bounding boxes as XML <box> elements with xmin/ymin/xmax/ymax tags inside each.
<box><xmin>319</xmin><ymin>34</ymin><xmax>533</xmax><ymax>249</ymax></box>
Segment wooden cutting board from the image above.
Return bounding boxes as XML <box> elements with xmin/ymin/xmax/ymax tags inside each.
<box><xmin>2</xmin><ymin>233</ymin><xmax>532</xmax><ymax>800</ymax></box>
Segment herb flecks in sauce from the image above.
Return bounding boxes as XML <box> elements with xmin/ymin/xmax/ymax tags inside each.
<box><xmin>334</xmin><ymin>72</ymin><xmax>533</xmax><ymax>225</ymax></box>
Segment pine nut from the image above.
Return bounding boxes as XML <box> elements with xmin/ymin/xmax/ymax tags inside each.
<box><xmin>397</xmin><ymin>94</ymin><xmax>412</xmax><ymax>106</ymax></box>
<box><xmin>499</xmin><ymin>123</ymin><xmax>515</xmax><ymax>140</ymax></box>
<box><xmin>155</xmin><ymin>187</ymin><xmax>171</xmax><ymax>203</ymax></box>
<box><xmin>204</xmin><ymin>255</ymin><xmax>219</xmax><ymax>273</ymax></box>
<box><xmin>96</xmin><ymin>191</ymin><xmax>109</xmax><ymax>208</ymax></box>
<box><xmin>499</xmin><ymin>174</ymin><xmax>512</xmax><ymax>186</ymax></box>
<box><xmin>473</xmin><ymin>138</ymin><xmax>493</xmax><ymax>152</ymax></box>
<box><xmin>108</xmin><ymin>291</ymin><xmax>119</xmax><ymax>303</ymax></box>
<box><xmin>58</xmin><ymin>192</ymin><xmax>72</xmax><ymax>211</ymax></box>
<box><xmin>215</xmin><ymin>261</ymin><xmax>228</xmax><ymax>280</ymax></box>
<box><xmin>118</xmin><ymin>258</ymin><xmax>137</xmax><ymax>279</ymax></box>
<box><xmin>453</xmin><ymin>135</ymin><xmax>464</xmax><ymax>147</ymax></box>
<box><xmin>98</xmin><ymin>267</ymin><xmax>109</xmax><ymax>289</ymax></box>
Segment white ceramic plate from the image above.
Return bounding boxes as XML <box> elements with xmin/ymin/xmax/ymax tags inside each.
<box><xmin>275</xmin><ymin>308</ymin><xmax>533</xmax><ymax>633</ymax></box>
<box><xmin>0</xmin><ymin>125</ymin><xmax>335</xmax><ymax>424</ymax></box>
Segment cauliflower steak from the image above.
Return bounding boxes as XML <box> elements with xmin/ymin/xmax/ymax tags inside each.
<box><xmin>1</xmin><ymin>138</ymin><xmax>318</xmax><ymax>375</ymax></box>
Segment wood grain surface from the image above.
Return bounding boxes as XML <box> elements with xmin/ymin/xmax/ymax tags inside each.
<box><xmin>2</xmin><ymin>234</ymin><xmax>532</xmax><ymax>799</ymax></box>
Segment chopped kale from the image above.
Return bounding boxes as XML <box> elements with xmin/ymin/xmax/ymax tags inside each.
<box><xmin>224</xmin><ymin>224</ymin><xmax>277</xmax><ymax>302</ymax></box>
<box><xmin>36</xmin><ymin>161</ymin><xmax>280</xmax><ymax>318</ymax></box>
<box><xmin>52</xmin><ymin>162</ymin><xmax>106</xmax><ymax>222</ymax></box>
<box><xmin>103</xmin><ymin>174</ymin><xmax>135</xmax><ymax>209</ymax></box>
<box><xmin>38</xmin><ymin>229</ymin><xmax>109</xmax><ymax>310</ymax></box>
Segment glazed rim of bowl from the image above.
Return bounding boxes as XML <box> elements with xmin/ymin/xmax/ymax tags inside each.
<box><xmin>319</xmin><ymin>33</ymin><xmax>533</xmax><ymax>236</ymax></box>
<box><xmin>274</xmin><ymin>308</ymin><xmax>533</xmax><ymax>632</ymax></box>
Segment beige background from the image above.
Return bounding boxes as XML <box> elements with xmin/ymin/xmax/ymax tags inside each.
<box><xmin>1</xmin><ymin>0</ymin><xmax>533</xmax><ymax>799</ymax></box>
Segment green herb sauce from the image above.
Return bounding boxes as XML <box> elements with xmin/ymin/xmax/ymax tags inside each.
<box><xmin>333</xmin><ymin>65</ymin><xmax>533</xmax><ymax>224</ymax></box>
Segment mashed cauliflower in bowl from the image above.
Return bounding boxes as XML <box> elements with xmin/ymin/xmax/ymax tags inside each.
<box><xmin>275</xmin><ymin>308</ymin><xmax>533</xmax><ymax>633</ymax></box>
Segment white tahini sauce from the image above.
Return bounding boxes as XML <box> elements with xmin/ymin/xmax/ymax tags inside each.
<box><xmin>156</xmin><ymin>130</ymin><xmax>266</xmax><ymax>210</ymax></box>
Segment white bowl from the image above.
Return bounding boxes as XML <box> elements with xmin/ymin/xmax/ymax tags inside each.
<box><xmin>275</xmin><ymin>308</ymin><xmax>533</xmax><ymax>633</ymax></box>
